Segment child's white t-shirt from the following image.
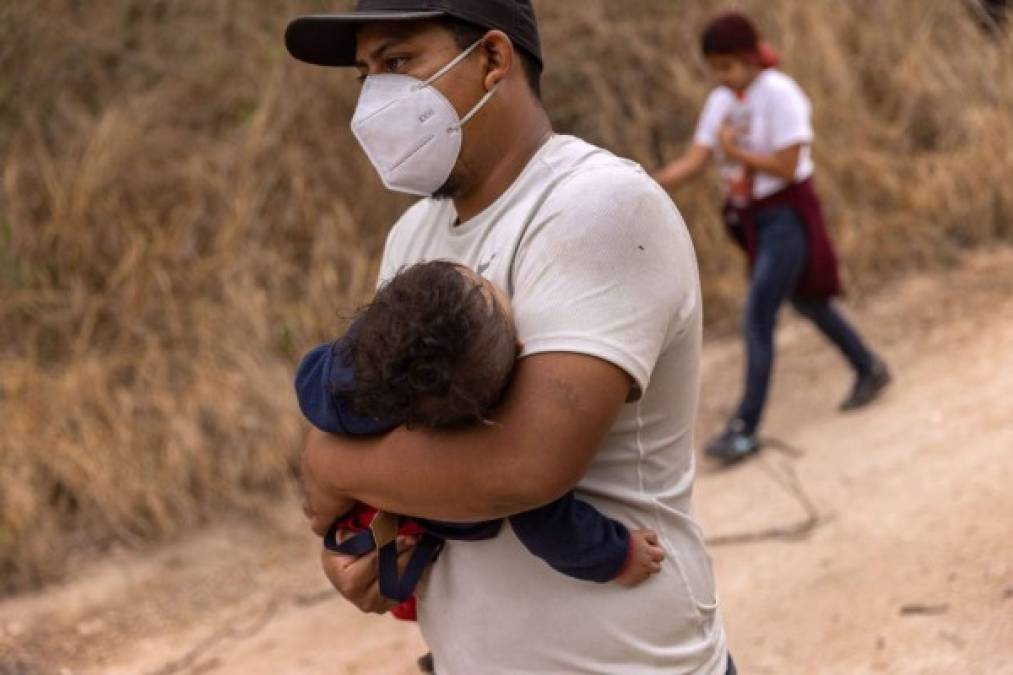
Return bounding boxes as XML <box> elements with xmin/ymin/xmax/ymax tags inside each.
<box><xmin>378</xmin><ymin>134</ymin><xmax>727</xmax><ymax>674</ymax></box>
<box><xmin>694</xmin><ymin>68</ymin><xmax>815</xmax><ymax>200</ymax></box>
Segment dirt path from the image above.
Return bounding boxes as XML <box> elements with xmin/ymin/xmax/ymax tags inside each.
<box><xmin>3</xmin><ymin>250</ymin><xmax>1013</xmax><ymax>675</ymax></box>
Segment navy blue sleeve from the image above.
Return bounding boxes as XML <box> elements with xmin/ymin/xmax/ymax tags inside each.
<box><xmin>415</xmin><ymin>518</ymin><xmax>503</xmax><ymax>542</ymax></box>
<box><xmin>294</xmin><ymin>336</ymin><xmax>398</xmax><ymax>436</ymax></box>
<box><xmin>508</xmin><ymin>493</ymin><xmax>631</xmax><ymax>583</ymax></box>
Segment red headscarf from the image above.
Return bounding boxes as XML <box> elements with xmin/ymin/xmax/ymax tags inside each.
<box><xmin>702</xmin><ymin>12</ymin><xmax>781</xmax><ymax>68</ymax></box>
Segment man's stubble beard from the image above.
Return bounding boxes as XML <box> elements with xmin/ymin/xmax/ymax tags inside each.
<box><xmin>432</xmin><ymin>155</ymin><xmax>472</xmax><ymax>200</ymax></box>
<box><xmin>431</xmin><ymin>174</ymin><xmax>460</xmax><ymax>200</ymax></box>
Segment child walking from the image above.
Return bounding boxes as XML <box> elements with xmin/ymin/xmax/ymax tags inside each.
<box><xmin>654</xmin><ymin>12</ymin><xmax>891</xmax><ymax>463</ymax></box>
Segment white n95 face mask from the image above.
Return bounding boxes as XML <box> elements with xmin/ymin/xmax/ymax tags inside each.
<box><xmin>351</xmin><ymin>40</ymin><xmax>499</xmax><ymax>197</ymax></box>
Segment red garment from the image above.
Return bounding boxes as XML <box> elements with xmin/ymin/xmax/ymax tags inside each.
<box><xmin>724</xmin><ymin>178</ymin><xmax>842</xmax><ymax>299</ymax></box>
<box><xmin>335</xmin><ymin>503</ymin><xmax>425</xmax><ymax>622</ymax></box>
<box><xmin>757</xmin><ymin>41</ymin><xmax>781</xmax><ymax>68</ymax></box>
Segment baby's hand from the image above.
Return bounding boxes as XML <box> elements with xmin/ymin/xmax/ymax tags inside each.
<box><xmin>614</xmin><ymin>529</ymin><xmax>665</xmax><ymax>588</ymax></box>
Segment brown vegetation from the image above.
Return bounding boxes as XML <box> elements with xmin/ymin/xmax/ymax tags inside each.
<box><xmin>1</xmin><ymin>0</ymin><xmax>1010</xmax><ymax>591</ymax></box>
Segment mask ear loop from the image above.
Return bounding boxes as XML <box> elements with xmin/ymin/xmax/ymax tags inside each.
<box><xmin>414</xmin><ymin>39</ymin><xmax>485</xmax><ymax>91</ymax></box>
<box><xmin>412</xmin><ymin>38</ymin><xmax>502</xmax><ymax>132</ymax></box>
<box><xmin>452</xmin><ymin>82</ymin><xmax>500</xmax><ymax>131</ymax></box>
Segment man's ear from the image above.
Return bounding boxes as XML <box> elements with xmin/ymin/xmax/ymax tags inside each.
<box><xmin>479</xmin><ymin>30</ymin><xmax>514</xmax><ymax>91</ymax></box>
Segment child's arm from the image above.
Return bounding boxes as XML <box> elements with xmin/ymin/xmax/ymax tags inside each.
<box><xmin>508</xmin><ymin>493</ymin><xmax>664</xmax><ymax>587</ymax></box>
<box><xmin>719</xmin><ymin>124</ymin><xmax>803</xmax><ymax>182</ymax></box>
<box><xmin>652</xmin><ymin>144</ymin><xmax>712</xmax><ymax>190</ymax></box>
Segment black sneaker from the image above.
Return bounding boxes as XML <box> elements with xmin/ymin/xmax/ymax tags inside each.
<box><xmin>840</xmin><ymin>360</ymin><xmax>892</xmax><ymax>411</ymax></box>
<box><xmin>705</xmin><ymin>419</ymin><xmax>760</xmax><ymax>463</ymax></box>
<box><xmin>417</xmin><ymin>652</ymin><xmax>435</xmax><ymax>674</ymax></box>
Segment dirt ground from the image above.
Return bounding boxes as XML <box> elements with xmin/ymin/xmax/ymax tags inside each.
<box><xmin>3</xmin><ymin>249</ymin><xmax>1012</xmax><ymax>675</ymax></box>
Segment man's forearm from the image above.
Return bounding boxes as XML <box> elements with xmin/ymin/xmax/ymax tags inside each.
<box><xmin>306</xmin><ymin>425</ymin><xmax>535</xmax><ymax>522</ymax></box>
<box><xmin>303</xmin><ymin>354</ymin><xmax>631</xmax><ymax>522</ymax></box>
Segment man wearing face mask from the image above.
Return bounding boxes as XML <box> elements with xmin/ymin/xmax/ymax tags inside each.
<box><xmin>287</xmin><ymin>2</ymin><xmax>733</xmax><ymax>673</ymax></box>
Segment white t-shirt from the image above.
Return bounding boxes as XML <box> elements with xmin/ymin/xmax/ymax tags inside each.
<box><xmin>377</xmin><ymin>135</ymin><xmax>727</xmax><ymax>674</ymax></box>
<box><xmin>694</xmin><ymin>68</ymin><xmax>815</xmax><ymax>200</ymax></box>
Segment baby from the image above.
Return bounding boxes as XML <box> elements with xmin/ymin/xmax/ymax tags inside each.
<box><xmin>295</xmin><ymin>260</ymin><xmax>664</xmax><ymax>620</ymax></box>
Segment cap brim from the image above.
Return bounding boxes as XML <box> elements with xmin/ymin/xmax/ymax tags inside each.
<box><xmin>285</xmin><ymin>12</ymin><xmax>447</xmax><ymax>67</ymax></box>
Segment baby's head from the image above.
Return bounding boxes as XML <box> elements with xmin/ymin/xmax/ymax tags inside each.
<box><xmin>346</xmin><ymin>260</ymin><xmax>518</xmax><ymax>428</ymax></box>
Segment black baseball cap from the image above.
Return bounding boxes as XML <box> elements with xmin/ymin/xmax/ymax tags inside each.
<box><xmin>285</xmin><ymin>0</ymin><xmax>542</xmax><ymax>70</ymax></box>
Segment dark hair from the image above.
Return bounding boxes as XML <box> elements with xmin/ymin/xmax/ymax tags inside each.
<box><xmin>701</xmin><ymin>12</ymin><xmax>760</xmax><ymax>57</ymax></box>
<box><xmin>444</xmin><ymin>18</ymin><xmax>543</xmax><ymax>100</ymax></box>
<box><xmin>345</xmin><ymin>261</ymin><xmax>518</xmax><ymax>429</ymax></box>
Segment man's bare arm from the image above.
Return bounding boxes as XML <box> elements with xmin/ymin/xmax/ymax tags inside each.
<box><xmin>301</xmin><ymin>352</ymin><xmax>632</xmax><ymax>529</ymax></box>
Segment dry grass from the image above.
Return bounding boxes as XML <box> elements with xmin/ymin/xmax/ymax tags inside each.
<box><xmin>1</xmin><ymin>0</ymin><xmax>1010</xmax><ymax>591</ymax></box>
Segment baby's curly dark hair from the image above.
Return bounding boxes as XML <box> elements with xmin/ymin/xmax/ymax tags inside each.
<box><xmin>344</xmin><ymin>261</ymin><xmax>518</xmax><ymax>428</ymax></box>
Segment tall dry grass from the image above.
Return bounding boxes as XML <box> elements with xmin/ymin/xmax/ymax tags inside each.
<box><xmin>1</xmin><ymin>0</ymin><xmax>1010</xmax><ymax>591</ymax></box>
